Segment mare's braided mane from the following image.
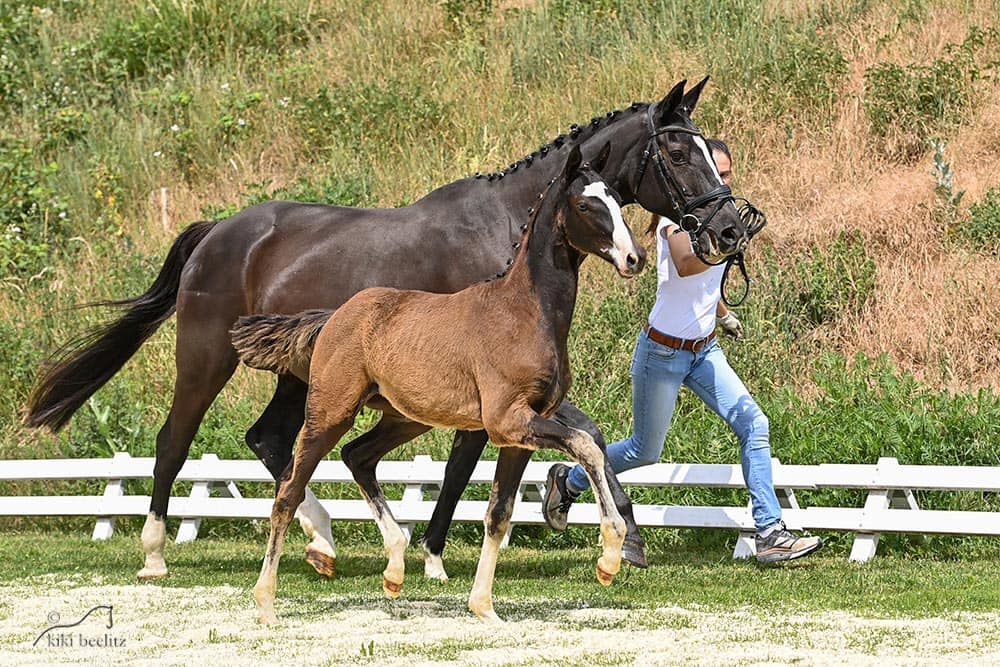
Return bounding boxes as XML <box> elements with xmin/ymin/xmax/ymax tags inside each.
<box><xmin>473</xmin><ymin>102</ymin><xmax>646</xmax><ymax>182</ymax></box>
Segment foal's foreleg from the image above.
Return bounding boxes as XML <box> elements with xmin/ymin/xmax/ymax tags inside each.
<box><xmin>553</xmin><ymin>400</ymin><xmax>647</xmax><ymax>568</ymax></box>
<box><xmin>467</xmin><ymin>446</ymin><xmax>531</xmax><ymax>623</ymax></box>
<box><xmin>499</xmin><ymin>411</ymin><xmax>627</xmax><ymax>585</ymax></box>
<box><xmin>341</xmin><ymin>413</ymin><xmax>431</xmax><ymax>597</ymax></box>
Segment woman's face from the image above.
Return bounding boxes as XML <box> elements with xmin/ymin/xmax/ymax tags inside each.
<box><xmin>712</xmin><ymin>150</ymin><xmax>732</xmax><ymax>186</ymax></box>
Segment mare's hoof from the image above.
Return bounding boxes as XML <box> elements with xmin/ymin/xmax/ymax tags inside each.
<box><xmin>596</xmin><ymin>564</ymin><xmax>615</xmax><ymax>586</ymax></box>
<box><xmin>305</xmin><ymin>546</ymin><xmax>336</xmax><ymax>578</ymax></box>
<box><xmin>622</xmin><ymin>538</ymin><xmax>648</xmax><ymax>569</ymax></box>
<box><xmin>382</xmin><ymin>577</ymin><xmax>403</xmax><ymax>598</ymax></box>
<box><xmin>136</xmin><ymin>566</ymin><xmax>168</xmax><ymax>581</ymax></box>
<box><xmin>423</xmin><ymin>554</ymin><xmax>449</xmax><ymax>583</ymax></box>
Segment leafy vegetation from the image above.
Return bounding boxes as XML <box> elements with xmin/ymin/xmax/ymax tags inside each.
<box><xmin>0</xmin><ymin>1</ymin><xmax>997</xmax><ymax>560</ymax></box>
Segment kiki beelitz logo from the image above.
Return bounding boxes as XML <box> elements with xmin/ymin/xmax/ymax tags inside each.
<box><xmin>33</xmin><ymin>605</ymin><xmax>125</xmax><ymax>649</ymax></box>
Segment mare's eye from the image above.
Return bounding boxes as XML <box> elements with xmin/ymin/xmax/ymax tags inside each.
<box><xmin>669</xmin><ymin>150</ymin><xmax>686</xmax><ymax>163</ymax></box>
<box><xmin>577</xmin><ymin>201</ymin><xmax>589</xmax><ymax>212</ymax></box>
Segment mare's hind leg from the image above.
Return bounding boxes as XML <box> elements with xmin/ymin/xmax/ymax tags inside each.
<box><xmin>553</xmin><ymin>400</ymin><xmax>647</xmax><ymax>568</ymax></box>
<box><xmin>467</xmin><ymin>447</ymin><xmax>531</xmax><ymax>622</ymax></box>
<box><xmin>420</xmin><ymin>430</ymin><xmax>489</xmax><ymax>582</ymax></box>
<box><xmin>245</xmin><ymin>374</ymin><xmax>337</xmax><ymax>577</ymax></box>
<box><xmin>341</xmin><ymin>412</ymin><xmax>431</xmax><ymax>596</ymax></box>
<box><xmin>140</xmin><ymin>309</ymin><xmax>238</xmax><ymax>580</ymax></box>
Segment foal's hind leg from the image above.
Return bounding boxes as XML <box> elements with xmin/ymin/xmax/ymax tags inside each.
<box><xmin>421</xmin><ymin>429</ymin><xmax>489</xmax><ymax>582</ymax></box>
<box><xmin>254</xmin><ymin>382</ymin><xmax>369</xmax><ymax>624</ymax></box>
<box><xmin>341</xmin><ymin>412</ymin><xmax>431</xmax><ymax>597</ymax></box>
<box><xmin>467</xmin><ymin>446</ymin><xmax>531</xmax><ymax>622</ymax></box>
<box><xmin>140</xmin><ymin>309</ymin><xmax>238</xmax><ymax>580</ymax></box>
<box><xmin>246</xmin><ymin>374</ymin><xmax>337</xmax><ymax>577</ymax></box>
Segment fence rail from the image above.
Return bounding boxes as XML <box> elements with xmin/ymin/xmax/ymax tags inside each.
<box><xmin>1</xmin><ymin>453</ymin><xmax>998</xmax><ymax>561</ymax></box>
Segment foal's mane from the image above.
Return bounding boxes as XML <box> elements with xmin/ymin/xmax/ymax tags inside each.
<box><xmin>474</xmin><ymin>102</ymin><xmax>647</xmax><ymax>182</ymax></box>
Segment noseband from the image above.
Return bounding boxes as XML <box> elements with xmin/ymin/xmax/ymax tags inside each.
<box><xmin>634</xmin><ymin>104</ymin><xmax>768</xmax><ymax>306</ymax></box>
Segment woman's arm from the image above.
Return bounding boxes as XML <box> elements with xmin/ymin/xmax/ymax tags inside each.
<box><xmin>662</xmin><ymin>222</ymin><xmax>712</xmax><ymax>277</ymax></box>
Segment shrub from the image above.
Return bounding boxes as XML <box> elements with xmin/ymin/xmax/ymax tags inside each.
<box><xmin>295</xmin><ymin>79</ymin><xmax>452</xmax><ymax>155</ymax></box>
<box><xmin>0</xmin><ymin>136</ymin><xmax>70</xmax><ymax>280</ymax></box>
<box><xmin>956</xmin><ymin>188</ymin><xmax>1000</xmax><ymax>255</ymax></box>
<box><xmin>864</xmin><ymin>26</ymin><xmax>998</xmax><ymax>161</ymax></box>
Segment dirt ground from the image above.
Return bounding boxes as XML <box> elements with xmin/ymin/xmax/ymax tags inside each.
<box><xmin>1</xmin><ymin>577</ymin><xmax>997</xmax><ymax>666</ymax></box>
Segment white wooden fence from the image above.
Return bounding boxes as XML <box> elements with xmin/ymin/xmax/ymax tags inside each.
<box><xmin>1</xmin><ymin>453</ymin><xmax>998</xmax><ymax>561</ymax></box>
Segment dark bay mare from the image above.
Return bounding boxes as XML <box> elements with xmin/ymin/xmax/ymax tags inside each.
<box><xmin>24</xmin><ymin>77</ymin><xmax>749</xmax><ymax>580</ymax></box>
<box><xmin>232</xmin><ymin>146</ymin><xmax>643</xmax><ymax>623</ymax></box>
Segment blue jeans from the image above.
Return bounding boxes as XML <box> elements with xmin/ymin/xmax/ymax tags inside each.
<box><xmin>567</xmin><ymin>329</ymin><xmax>782</xmax><ymax>531</ymax></box>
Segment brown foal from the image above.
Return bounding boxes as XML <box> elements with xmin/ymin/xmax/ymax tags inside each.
<box><xmin>231</xmin><ymin>143</ymin><xmax>646</xmax><ymax>624</ymax></box>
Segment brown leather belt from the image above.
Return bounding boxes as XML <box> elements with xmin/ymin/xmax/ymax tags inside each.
<box><xmin>643</xmin><ymin>322</ymin><xmax>716</xmax><ymax>352</ymax></box>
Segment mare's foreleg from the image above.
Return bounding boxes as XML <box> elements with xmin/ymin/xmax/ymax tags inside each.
<box><xmin>245</xmin><ymin>374</ymin><xmax>337</xmax><ymax>577</ymax></box>
<box><xmin>467</xmin><ymin>447</ymin><xmax>531</xmax><ymax>622</ymax></box>
<box><xmin>421</xmin><ymin>429</ymin><xmax>489</xmax><ymax>582</ymax></box>
<box><xmin>553</xmin><ymin>400</ymin><xmax>647</xmax><ymax>568</ymax></box>
<box><xmin>341</xmin><ymin>412</ymin><xmax>431</xmax><ymax>597</ymax></box>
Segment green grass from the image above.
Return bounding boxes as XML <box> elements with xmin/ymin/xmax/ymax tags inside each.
<box><xmin>1</xmin><ymin>531</ymin><xmax>998</xmax><ymax>618</ymax></box>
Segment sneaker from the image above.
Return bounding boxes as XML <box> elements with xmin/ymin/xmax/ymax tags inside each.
<box><xmin>543</xmin><ymin>463</ymin><xmax>579</xmax><ymax>531</ymax></box>
<box><xmin>755</xmin><ymin>521</ymin><xmax>823</xmax><ymax>564</ymax></box>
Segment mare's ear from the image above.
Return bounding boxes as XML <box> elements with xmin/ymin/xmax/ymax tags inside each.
<box><xmin>563</xmin><ymin>144</ymin><xmax>583</xmax><ymax>181</ymax></box>
<box><xmin>654</xmin><ymin>79</ymin><xmax>687</xmax><ymax>125</ymax></box>
<box><xmin>680</xmin><ymin>75</ymin><xmax>710</xmax><ymax>115</ymax></box>
<box><xmin>590</xmin><ymin>141</ymin><xmax>612</xmax><ymax>174</ymax></box>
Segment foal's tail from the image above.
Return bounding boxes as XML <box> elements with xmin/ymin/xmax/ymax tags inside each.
<box><xmin>230</xmin><ymin>310</ymin><xmax>333</xmax><ymax>375</ymax></box>
<box><xmin>23</xmin><ymin>220</ymin><xmax>217</xmax><ymax>431</ymax></box>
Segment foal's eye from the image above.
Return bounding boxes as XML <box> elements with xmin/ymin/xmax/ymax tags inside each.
<box><xmin>577</xmin><ymin>201</ymin><xmax>589</xmax><ymax>212</ymax></box>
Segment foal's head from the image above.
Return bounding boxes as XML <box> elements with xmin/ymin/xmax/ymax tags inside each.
<box><xmin>560</xmin><ymin>143</ymin><xmax>646</xmax><ymax>278</ymax></box>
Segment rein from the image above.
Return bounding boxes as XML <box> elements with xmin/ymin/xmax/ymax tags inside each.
<box><xmin>635</xmin><ymin>104</ymin><xmax>768</xmax><ymax>306</ymax></box>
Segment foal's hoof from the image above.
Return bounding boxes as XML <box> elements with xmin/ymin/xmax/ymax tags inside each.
<box><xmin>622</xmin><ymin>538</ymin><xmax>648</xmax><ymax>569</ymax></box>
<box><xmin>305</xmin><ymin>546</ymin><xmax>336</xmax><ymax>578</ymax></box>
<box><xmin>596</xmin><ymin>564</ymin><xmax>615</xmax><ymax>586</ymax></box>
<box><xmin>382</xmin><ymin>577</ymin><xmax>403</xmax><ymax>598</ymax></box>
<box><xmin>257</xmin><ymin>609</ymin><xmax>279</xmax><ymax>626</ymax></box>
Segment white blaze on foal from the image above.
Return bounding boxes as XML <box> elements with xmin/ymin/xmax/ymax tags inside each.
<box><xmin>581</xmin><ymin>182</ymin><xmax>633</xmax><ymax>272</ymax></box>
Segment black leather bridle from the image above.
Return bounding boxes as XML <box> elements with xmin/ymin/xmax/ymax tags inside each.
<box><xmin>635</xmin><ymin>104</ymin><xmax>767</xmax><ymax>306</ymax></box>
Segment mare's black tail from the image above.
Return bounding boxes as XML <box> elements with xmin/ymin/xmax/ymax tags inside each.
<box><xmin>23</xmin><ymin>220</ymin><xmax>217</xmax><ymax>431</ymax></box>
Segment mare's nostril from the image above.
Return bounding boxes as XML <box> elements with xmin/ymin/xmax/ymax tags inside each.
<box><xmin>720</xmin><ymin>227</ymin><xmax>740</xmax><ymax>248</ymax></box>
<box><xmin>626</xmin><ymin>253</ymin><xmax>639</xmax><ymax>269</ymax></box>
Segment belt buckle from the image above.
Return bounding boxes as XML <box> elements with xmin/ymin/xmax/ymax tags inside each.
<box><xmin>690</xmin><ymin>335</ymin><xmax>708</xmax><ymax>352</ymax></box>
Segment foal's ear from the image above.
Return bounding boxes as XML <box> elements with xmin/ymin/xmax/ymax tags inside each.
<box><xmin>680</xmin><ymin>75</ymin><xmax>710</xmax><ymax>115</ymax></box>
<box><xmin>564</xmin><ymin>144</ymin><xmax>583</xmax><ymax>181</ymax></box>
<box><xmin>590</xmin><ymin>141</ymin><xmax>612</xmax><ymax>174</ymax></box>
<box><xmin>655</xmin><ymin>79</ymin><xmax>687</xmax><ymax>125</ymax></box>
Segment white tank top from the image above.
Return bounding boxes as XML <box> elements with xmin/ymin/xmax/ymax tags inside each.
<box><xmin>647</xmin><ymin>217</ymin><xmax>725</xmax><ymax>339</ymax></box>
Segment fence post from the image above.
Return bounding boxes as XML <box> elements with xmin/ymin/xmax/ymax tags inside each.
<box><xmin>175</xmin><ymin>453</ymin><xmax>242</xmax><ymax>544</ymax></box>
<box><xmin>850</xmin><ymin>457</ymin><xmax>899</xmax><ymax>562</ymax></box>
<box><xmin>398</xmin><ymin>455</ymin><xmax>432</xmax><ymax>542</ymax></box>
<box><xmin>92</xmin><ymin>452</ymin><xmax>130</xmax><ymax>541</ymax></box>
